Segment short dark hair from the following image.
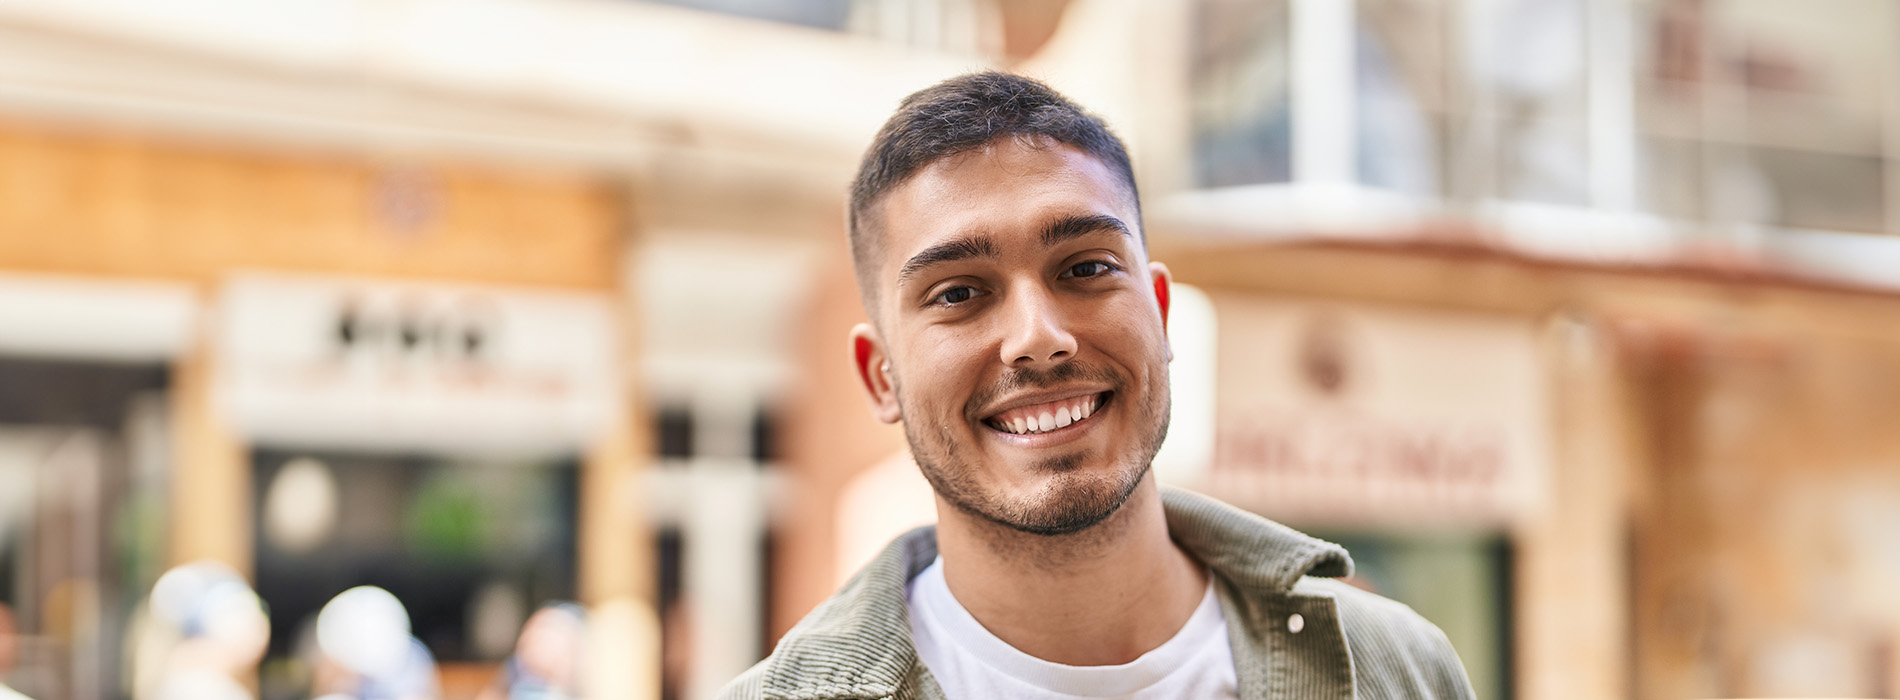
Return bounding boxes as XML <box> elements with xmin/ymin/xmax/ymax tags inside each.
<box><xmin>848</xmin><ymin>71</ymin><xmax>1141</xmax><ymax>301</ymax></box>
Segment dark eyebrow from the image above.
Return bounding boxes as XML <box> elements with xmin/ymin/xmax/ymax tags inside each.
<box><xmin>896</xmin><ymin>234</ymin><xmax>1000</xmax><ymax>286</ymax></box>
<box><xmin>1042</xmin><ymin>213</ymin><xmax>1131</xmax><ymax>246</ymax></box>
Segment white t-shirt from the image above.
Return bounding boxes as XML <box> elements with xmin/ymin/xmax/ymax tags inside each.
<box><xmin>907</xmin><ymin>558</ymin><xmax>1240</xmax><ymax>700</ymax></box>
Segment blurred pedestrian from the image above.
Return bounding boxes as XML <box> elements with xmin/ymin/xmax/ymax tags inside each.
<box><xmin>0</xmin><ymin>602</ymin><xmax>28</xmax><ymax>700</ymax></box>
<box><xmin>476</xmin><ymin>603</ymin><xmax>586</xmax><ymax>700</ymax></box>
<box><xmin>133</xmin><ymin>562</ymin><xmax>271</xmax><ymax>700</ymax></box>
<box><xmin>313</xmin><ymin>586</ymin><xmax>439</xmax><ymax>700</ymax></box>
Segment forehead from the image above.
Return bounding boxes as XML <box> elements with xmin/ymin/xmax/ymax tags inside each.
<box><xmin>872</xmin><ymin>140</ymin><xmax>1137</xmax><ymax>269</ymax></box>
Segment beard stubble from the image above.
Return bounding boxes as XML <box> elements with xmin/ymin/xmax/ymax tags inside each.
<box><xmin>900</xmin><ymin>360</ymin><xmax>1172</xmax><ymax>537</ymax></box>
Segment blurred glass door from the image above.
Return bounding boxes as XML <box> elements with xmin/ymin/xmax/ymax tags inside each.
<box><xmin>1314</xmin><ymin>530</ymin><xmax>1514</xmax><ymax>700</ymax></box>
<box><xmin>0</xmin><ymin>358</ymin><xmax>170</xmax><ymax>700</ymax></box>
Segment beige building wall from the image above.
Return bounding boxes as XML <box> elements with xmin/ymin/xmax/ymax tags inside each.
<box><xmin>0</xmin><ymin>116</ymin><xmax>639</xmax><ymax>592</ymax></box>
<box><xmin>0</xmin><ymin>118</ymin><xmax>621</xmax><ymax>289</ymax></box>
<box><xmin>1624</xmin><ymin>322</ymin><xmax>1900</xmax><ymax>699</ymax></box>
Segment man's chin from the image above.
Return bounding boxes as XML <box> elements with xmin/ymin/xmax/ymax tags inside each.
<box><xmin>971</xmin><ymin>470</ymin><xmax>1144</xmax><ymax>537</ymax></box>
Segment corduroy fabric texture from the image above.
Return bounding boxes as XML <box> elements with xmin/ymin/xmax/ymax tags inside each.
<box><xmin>719</xmin><ymin>487</ymin><xmax>1475</xmax><ymax>700</ymax></box>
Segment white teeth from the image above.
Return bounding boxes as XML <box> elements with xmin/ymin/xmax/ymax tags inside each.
<box><xmin>991</xmin><ymin>394</ymin><xmax>1106</xmax><ymax>436</ymax></box>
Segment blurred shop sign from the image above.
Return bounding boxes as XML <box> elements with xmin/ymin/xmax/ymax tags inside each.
<box><xmin>0</xmin><ymin>273</ymin><xmax>198</xmax><ymax>362</ymax></box>
<box><xmin>217</xmin><ymin>273</ymin><xmax>620</xmax><ymax>456</ymax></box>
<box><xmin>1200</xmin><ymin>296</ymin><xmax>1550</xmax><ymax>527</ymax></box>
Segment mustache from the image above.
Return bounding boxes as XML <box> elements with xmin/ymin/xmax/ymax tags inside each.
<box><xmin>964</xmin><ymin>361</ymin><xmax>1124</xmax><ymax>417</ymax></box>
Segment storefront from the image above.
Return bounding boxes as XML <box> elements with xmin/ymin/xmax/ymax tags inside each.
<box><xmin>0</xmin><ymin>117</ymin><xmax>648</xmax><ymax>700</ymax></box>
<box><xmin>215</xmin><ymin>273</ymin><xmax>624</xmax><ymax>699</ymax></box>
<box><xmin>1172</xmin><ymin>290</ymin><xmax>1549</xmax><ymax>700</ymax></box>
<box><xmin>1162</xmin><ymin>238</ymin><xmax>1900</xmax><ymax>700</ymax></box>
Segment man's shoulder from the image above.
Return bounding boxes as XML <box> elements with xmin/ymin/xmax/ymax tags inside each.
<box><xmin>715</xmin><ymin>526</ymin><xmax>939</xmax><ymax>700</ymax></box>
<box><xmin>1291</xmin><ymin>577</ymin><xmax>1475</xmax><ymax>699</ymax></box>
<box><xmin>717</xmin><ymin>655</ymin><xmax>942</xmax><ymax>700</ymax></box>
<box><xmin>716</xmin><ymin>661</ymin><xmax>769</xmax><ymax>700</ymax></box>
<box><xmin>1296</xmin><ymin>576</ymin><xmax>1435</xmax><ymax>632</ymax></box>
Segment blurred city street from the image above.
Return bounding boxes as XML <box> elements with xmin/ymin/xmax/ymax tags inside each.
<box><xmin>0</xmin><ymin>0</ymin><xmax>1898</xmax><ymax>699</ymax></box>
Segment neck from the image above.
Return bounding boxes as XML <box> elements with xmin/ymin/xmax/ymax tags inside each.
<box><xmin>932</xmin><ymin>475</ymin><xmax>1208</xmax><ymax>666</ymax></box>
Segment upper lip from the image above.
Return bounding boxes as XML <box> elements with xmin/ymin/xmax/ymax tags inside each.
<box><xmin>975</xmin><ymin>386</ymin><xmax>1112</xmax><ymax>422</ymax></box>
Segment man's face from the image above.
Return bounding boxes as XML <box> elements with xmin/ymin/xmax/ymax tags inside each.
<box><xmin>852</xmin><ymin>137</ymin><xmax>1173</xmax><ymax>536</ymax></box>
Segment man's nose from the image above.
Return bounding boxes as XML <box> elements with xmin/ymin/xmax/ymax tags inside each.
<box><xmin>999</xmin><ymin>287</ymin><xmax>1077</xmax><ymax>368</ymax></box>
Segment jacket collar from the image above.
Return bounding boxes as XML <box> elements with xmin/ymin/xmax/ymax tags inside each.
<box><xmin>760</xmin><ymin>486</ymin><xmax>1352</xmax><ymax>700</ymax></box>
<box><xmin>1159</xmin><ymin>487</ymin><xmax>1353</xmax><ymax>590</ymax></box>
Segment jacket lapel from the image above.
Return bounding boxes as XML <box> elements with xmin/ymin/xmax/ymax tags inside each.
<box><xmin>763</xmin><ymin>527</ymin><xmax>940</xmax><ymax>700</ymax></box>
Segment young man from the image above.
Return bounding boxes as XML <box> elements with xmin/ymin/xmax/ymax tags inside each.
<box><xmin>720</xmin><ymin>72</ymin><xmax>1473</xmax><ymax>700</ymax></box>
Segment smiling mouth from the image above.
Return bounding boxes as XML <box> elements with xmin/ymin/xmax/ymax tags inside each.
<box><xmin>983</xmin><ymin>392</ymin><xmax>1111</xmax><ymax>436</ymax></box>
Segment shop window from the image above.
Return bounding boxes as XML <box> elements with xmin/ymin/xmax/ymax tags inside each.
<box><xmin>1190</xmin><ymin>0</ymin><xmax>1295</xmax><ymax>189</ymax></box>
<box><xmin>0</xmin><ymin>358</ymin><xmax>167</xmax><ymax>427</ymax></box>
<box><xmin>1357</xmin><ymin>0</ymin><xmax>1448</xmax><ymax>197</ymax></box>
<box><xmin>638</xmin><ymin>0</ymin><xmax>852</xmax><ymax>31</ymax></box>
<box><xmin>251</xmin><ymin>451</ymin><xmax>578</xmax><ymax>700</ymax></box>
<box><xmin>1745</xmin><ymin>146</ymin><xmax>1885</xmax><ymax>234</ymax></box>
<box><xmin>1463</xmin><ymin>0</ymin><xmax>1590</xmax><ymax>205</ymax></box>
<box><xmin>751</xmin><ymin>407</ymin><xmax>777</xmax><ymax>465</ymax></box>
<box><xmin>1189</xmin><ymin>0</ymin><xmax>1449</xmax><ymax>195</ymax></box>
<box><xmin>1314</xmin><ymin>531</ymin><xmax>1515</xmax><ymax>700</ymax></box>
<box><xmin>658</xmin><ymin>406</ymin><xmax>695</xmax><ymax>460</ymax></box>
<box><xmin>654</xmin><ymin>403</ymin><xmax>775</xmax><ymax>464</ymax></box>
<box><xmin>1637</xmin><ymin>135</ymin><xmax>1706</xmax><ymax>222</ymax></box>
<box><xmin>1637</xmin><ymin>0</ymin><xmax>1898</xmax><ymax>235</ymax></box>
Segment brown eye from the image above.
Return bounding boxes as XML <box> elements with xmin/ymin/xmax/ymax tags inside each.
<box><xmin>934</xmin><ymin>286</ymin><xmax>976</xmax><ymax>305</ymax></box>
<box><xmin>1065</xmin><ymin>261</ymin><xmax>1118</xmax><ymax>279</ymax></box>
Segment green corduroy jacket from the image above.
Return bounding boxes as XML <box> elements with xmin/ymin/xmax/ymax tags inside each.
<box><xmin>719</xmin><ymin>487</ymin><xmax>1476</xmax><ymax>700</ymax></box>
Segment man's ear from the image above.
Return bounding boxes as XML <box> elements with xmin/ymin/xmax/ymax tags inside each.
<box><xmin>1149</xmin><ymin>261</ymin><xmax>1174</xmax><ymax>363</ymax></box>
<box><xmin>850</xmin><ymin>323</ymin><xmax>902</xmax><ymax>424</ymax></box>
<box><xmin>1149</xmin><ymin>261</ymin><xmax>1173</xmax><ymax>331</ymax></box>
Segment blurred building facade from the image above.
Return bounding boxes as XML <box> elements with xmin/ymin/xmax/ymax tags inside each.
<box><xmin>0</xmin><ymin>2</ymin><xmax>1896</xmax><ymax>700</ymax></box>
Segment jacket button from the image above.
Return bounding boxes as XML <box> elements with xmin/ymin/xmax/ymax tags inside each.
<box><xmin>1287</xmin><ymin>613</ymin><xmax>1305</xmax><ymax>634</ymax></box>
